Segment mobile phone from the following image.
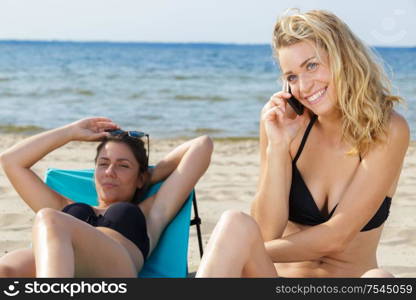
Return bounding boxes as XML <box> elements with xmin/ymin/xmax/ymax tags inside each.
<box><xmin>285</xmin><ymin>82</ymin><xmax>304</xmax><ymax>115</ymax></box>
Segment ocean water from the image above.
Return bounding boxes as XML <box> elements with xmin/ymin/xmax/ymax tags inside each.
<box><xmin>0</xmin><ymin>41</ymin><xmax>415</xmax><ymax>139</ymax></box>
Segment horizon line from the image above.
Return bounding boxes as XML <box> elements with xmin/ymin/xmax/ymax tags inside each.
<box><xmin>0</xmin><ymin>38</ymin><xmax>270</xmax><ymax>47</ymax></box>
<box><xmin>0</xmin><ymin>38</ymin><xmax>415</xmax><ymax>49</ymax></box>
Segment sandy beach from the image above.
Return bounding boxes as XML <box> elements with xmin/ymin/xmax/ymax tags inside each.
<box><xmin>0</xmin><ymin>134</ymin><xmax>415</xmax><ymax>277</ymax></box>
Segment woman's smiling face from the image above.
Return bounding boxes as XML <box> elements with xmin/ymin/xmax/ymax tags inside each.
<box><xmin>278</xmin><ymin>41</ymin><xmax>337</xmax><ymax>117</ymax></box>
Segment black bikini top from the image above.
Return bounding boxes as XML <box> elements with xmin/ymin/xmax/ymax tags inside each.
<box><xmin>62</xmin><ymin>201</ymin><xmax>150</xmax><ymax>258</ymax></box>
<box><xmin>288</xmin><ymin>114</ymin><xmax>392</xmax><ymax>231</ymax></box>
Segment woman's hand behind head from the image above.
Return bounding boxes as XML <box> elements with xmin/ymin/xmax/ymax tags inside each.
<box><xmin>68</xmin><ymin>117</ymin><xmax>120</xmax><ymax>142</ymax></box>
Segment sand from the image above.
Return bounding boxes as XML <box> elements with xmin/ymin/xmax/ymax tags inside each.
<box><xmin>0</xmin><ymin>134</ymin><xmax>415</xmax><ymax>277</ymax></box>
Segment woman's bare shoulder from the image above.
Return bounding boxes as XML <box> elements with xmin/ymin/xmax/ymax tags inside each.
<box><xmin>387</xmin><ymin>110</ymin><xmax>410</xmax><ymax>148</ymax></box>
<box><xmin>363</xmin><ymin>110</ymin><xmax>409</xmax><ymax>161</ymax></box>
<box><xmin>390</xmin><ymin>110</ymin><xmax>409</xmax><ymax>131</ymax></box>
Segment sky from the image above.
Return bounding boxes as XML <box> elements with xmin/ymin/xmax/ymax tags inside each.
<box><xmin>0</xmin><ymin>0</ymin><xmax>415</xmax><ymax>47</ymax></box>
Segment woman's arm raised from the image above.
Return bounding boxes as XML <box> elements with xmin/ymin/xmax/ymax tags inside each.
<box><xmin>148</xmin><ymin>136</ymin><xmax>213</xmax><ymax>230</ymax></box>
<box><xmin>251</xmin><ymin>92</ymin><xmax>308</xmax><ymax>241</ymax></box>
<box><xmin>149</xmin><ymin>136</ymin><xmax>212</xmax><ymax>185</ymax></box>
<box><xmin>0</xmin><ymin>117</ymin><xmax>119</xmax><ymax>212</ymax></box>
<box><xmin>265</xmin><ymin>113</ymin><xmax>410</xmax><ymax>262</ymax></box>
<box><xmin>251</xmin><ymin>113</ymin><xmax>292</xmax><ymax>241</ymax></box>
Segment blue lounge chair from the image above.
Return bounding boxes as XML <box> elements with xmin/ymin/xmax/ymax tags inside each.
<box><xmin>44</xmin><ymin>168</ymin><xmax>203</xmax><ymax>278</ymax></box>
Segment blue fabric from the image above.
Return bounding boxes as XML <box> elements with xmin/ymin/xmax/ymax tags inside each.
<box><xmin>44</xmin><ymin>168</ymin><xmax>193</xmax><ymax>278</ymax></box>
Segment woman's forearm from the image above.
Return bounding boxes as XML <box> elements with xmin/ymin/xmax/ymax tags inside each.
<box><xmin>251</xmin><ymin>144</ymin><xmax>292</xmax><ymax>241</ymax></box>
<box><xmin>265</xmin><ymin>223</ymin><xmax>342</xmax><ymax>262</ymax></box>
<box><xmin>0</xmin><ymin>125</ymin><xmax>74</xmax><ymax>169</ymax></box>
<box><xmin>150</xmin><ymin>136</ymin><xmax>211</xmax><ymax>184</ymax></box>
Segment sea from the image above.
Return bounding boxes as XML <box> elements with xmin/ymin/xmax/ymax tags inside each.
<box><xmin>0</xmin><ymin>41</ymin><xmax>415</xmax><ymax>140</ymax></box>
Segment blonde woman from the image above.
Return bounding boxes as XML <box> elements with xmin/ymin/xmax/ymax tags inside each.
<box><xmin>197</xmin><ymin>10</ymin><xmax>409</xmax><ymax>277</ymax></box>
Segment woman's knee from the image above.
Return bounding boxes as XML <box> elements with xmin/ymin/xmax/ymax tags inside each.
<box><xmin>219</xmin><ymin>210</ymin><xmax>254</xmax><ymax>227</ymax></box>
<box><xmin>0</xmin><ymin>264</ymin><xmax>16</xmax><ymax>277</ymax></box>
<box><xmin>217</xmin><ymin>210</ymin><xmax>260</xmax><ymax>240</ymax></box>
<box><xmin>361</xmin><ymin>268</ymin><xmax>394</xmax><ymax>278</ymax></box>
<box><xmin>33</xmin><ymin>208</ymin><xmax>67</xmax><ymax>234</ymax></box>
<box><xmin>35</xmin><ymin>208</ymin><xmax>63</xmax><ymax>224</ymax></box>
<box><xmin>0</xmin><ymin>248</ymin><xmax>36</xmax><ymax>278</ymax></box>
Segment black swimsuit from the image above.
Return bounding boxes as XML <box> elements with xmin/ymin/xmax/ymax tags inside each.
<box><xmin>62</xmin><ymin>202</ymin><xmax>150</xmax><ymax>258</ymax></box>
<box><xmin>288</xmin><ymin>114</ymin><xmax>392</xmax><ymax>231</ymax></box>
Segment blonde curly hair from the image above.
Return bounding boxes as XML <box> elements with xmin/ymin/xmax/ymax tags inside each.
<box><xmin>272</xmin><ymin>9</ymin><xmax>403</xmax><ymax>156</ymax></box>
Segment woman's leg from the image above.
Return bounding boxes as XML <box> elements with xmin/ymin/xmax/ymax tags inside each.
<box><xmin>196</xmin><ymin>210</ymin><xmax>277</xmax><ymax>277</ymax></box>
<box><xmin>32</xmin><ymin>208</ymin><xmax>140</xmax><ymax>277</ymax></box>
<box><xmin>0</xmin><ymin>248</ymin><xmax>35</xmax><ymax>277</ymax></box>
<box><xmin>361</xmin><ymin>268</ymin><xmax>394</xmax><ymax>278</ymax></box>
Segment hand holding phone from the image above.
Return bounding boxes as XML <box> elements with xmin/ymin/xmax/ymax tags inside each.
<box><xmin>284</xmin><ymin>81</ymin><xmax>304</xmax><ymax>115</ymax></box>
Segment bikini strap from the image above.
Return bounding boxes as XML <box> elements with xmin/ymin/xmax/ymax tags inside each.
<box><xmin>293</xmin><ymin>114</ymin><xmax>318</xmax><ymax>164</ymax></box>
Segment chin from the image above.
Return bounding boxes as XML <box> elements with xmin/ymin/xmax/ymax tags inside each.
<box><xmin>320</xmin><ymin>105</ymin><xmax>340</xmax><ymax>118</ymax></box>
<box><xmin>98</xmin><ymin>192</ymin><xmax>120</xmax><ymax>204</ymax></box>
<box><xmin>308</xmin><ymin>98</ymin><xmax>338</xmax><ymax>118</ymax></box>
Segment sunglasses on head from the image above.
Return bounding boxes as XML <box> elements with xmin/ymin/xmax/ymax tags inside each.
<box><xmin>105</xmin><ymin>129</ymin><xmax>150</xmax><ymax>167</ymax></box>
<box><xmin>106</xmin><ymin>129</ymin><xmax>148</xmax><ymax>139</ymax></box>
